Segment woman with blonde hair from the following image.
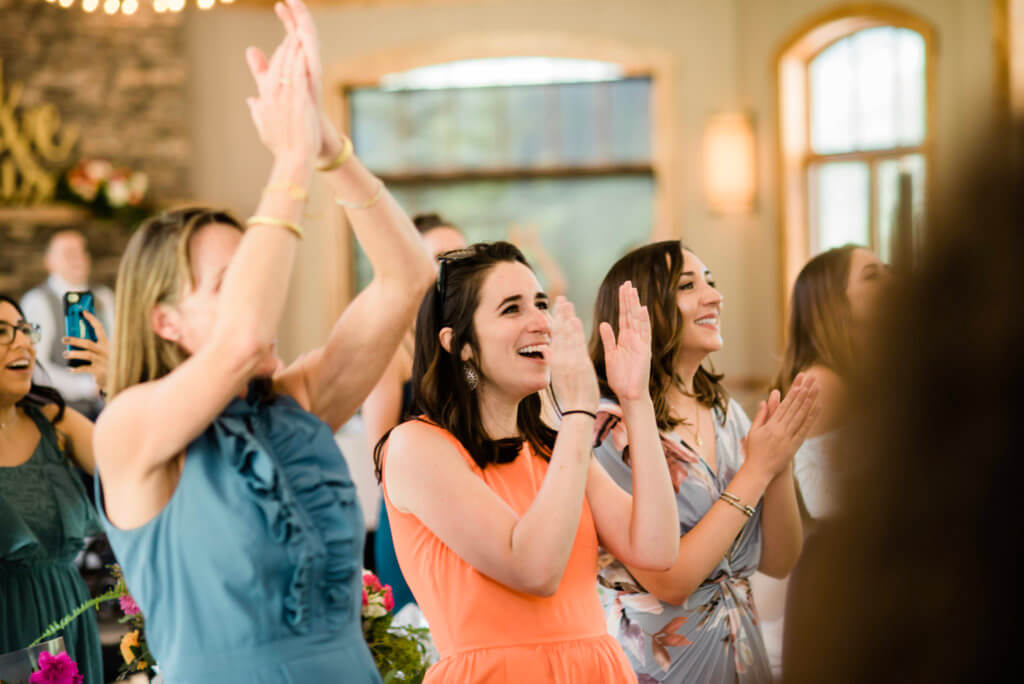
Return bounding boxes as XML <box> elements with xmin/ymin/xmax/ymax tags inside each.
<box><xmin>589</xmin><ymin>240</ymin><xmax>818</xmax><ymax>683</ymax></box>
<box><xmin>93</xmin><ymin>2</ymin><xmax>434</xmax><ymax>682</ymax></box>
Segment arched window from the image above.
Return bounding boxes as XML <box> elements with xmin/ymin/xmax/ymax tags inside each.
<box><xmin>777</xmin><ymin>7</ymin><xmax>936</xmax><ymax>314</ymax></box>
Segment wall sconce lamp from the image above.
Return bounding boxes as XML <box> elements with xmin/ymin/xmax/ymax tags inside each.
<box><xmin>703</xmin><ymin>112</ymin><xmax>757</xmax><ymax>215</ymax></box>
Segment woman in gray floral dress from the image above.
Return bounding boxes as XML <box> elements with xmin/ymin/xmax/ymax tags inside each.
<box><xmin>588</xmin><ymin>242</ymin><xmax>818</xmax><ymax>683</ymax></box>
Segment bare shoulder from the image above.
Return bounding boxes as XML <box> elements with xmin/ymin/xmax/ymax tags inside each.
<box><xmin>802</xmin><ymin>364</ymin><xmax>847</xmax><ymax>434</ymax></box>
<box><xmin>385</xmin><ymin>420</ymin><xmax>470</xmax><ymax>510</ymax></box>
<box><xmin>388</xmin><ymin>420</ymin><xmax>462</xmax><ymax>465</ymax></box>
<box><xmin>93</xmin><ymin>386</ymin><xmax>148</xmax><ymax>466</ymax></box>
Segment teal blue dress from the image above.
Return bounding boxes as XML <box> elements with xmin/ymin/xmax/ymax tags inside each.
<box><xmin>97</xmin><ymin>389</ymin><xmax>381</xmax><ymax>683</ymax></box>
<box><xmin>0</xmin><ymin>404</ymin><xmax>104</xmax><ymax>684</ymax></box>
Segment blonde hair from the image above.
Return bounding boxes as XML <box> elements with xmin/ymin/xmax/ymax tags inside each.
<box><xmin>772</xmin><ymin>245</ymin><xmax>859</xmax><ymax>395</ymax></box>
<box><xmin>107</xmin><ymin>208</ymin><xmax>242</xmax><ymax>398</ymax></box>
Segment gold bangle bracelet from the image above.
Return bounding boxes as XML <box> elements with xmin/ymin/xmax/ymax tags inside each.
<box><xmin>246</xmin><ymin>215</ymin><xmax>304</xmax><ymax>240</ymax></box>
<box><xmin>335</xmin><ymin>178</ymin><xmax>385</xmax><ymax>211</ymax></box>
<box><xmin>719</xmin><ymin>491</ymin><xmax>755</xmax><ymax>518</ymax></box>
<box><xmin>317</xmin><ymin>135</ymin><xmax>354</xmax><ymax>172</ymax></box>
<box><xmin>264</xmin><ymin>182</ymin><xmax>308</xmax><ymax>201</ymax></box>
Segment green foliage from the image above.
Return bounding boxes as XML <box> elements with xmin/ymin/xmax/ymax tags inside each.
<box><xmin>363</xmin><ymin>612</ymin><xmax>431</xmax><ymax>683</ymax></box>
<box><xmin>29</xmin><ymin>588</ymin><xmax>122</xmax><ymax>647</ymax></box>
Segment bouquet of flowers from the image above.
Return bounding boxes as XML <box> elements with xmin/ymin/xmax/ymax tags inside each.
<box><xmin>110</xmin><ymin>566</ymin><xmax>155</xmax><ymax>680</ymax></box>
<box><xmin>57</xmin><ymin>158</ymin><xmax>150</xmax><ymax>223</ymax></box>
<box><xmin>28</xmin><ymin>651</ymin><xmax>83</xmax><ymax>684</ymax></box>
<box><xmin>361</xmin><ymin>570</ymin><xmax>431</xmax><ymax>682</ymax></box>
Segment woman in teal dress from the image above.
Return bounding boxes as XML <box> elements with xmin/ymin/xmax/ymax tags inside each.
<box><xmin>92</xmin><ymin>2</ymin><xmax>436</xmax><ymax>682</ymax></box>
<box><xmin>0</xmin><ymin>295</ymin><xmax>105</xmax><ymax>684</ymax></box>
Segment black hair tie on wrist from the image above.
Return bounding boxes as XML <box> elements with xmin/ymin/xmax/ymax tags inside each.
<box><xmin>561</xmin><ymin>409</ymin><xmax>597</xmax><ymax>420</ymax></box>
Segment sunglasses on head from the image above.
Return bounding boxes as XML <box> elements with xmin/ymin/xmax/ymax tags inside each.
<box><xmin>434</xmin><ymin>248</ymin><xmax>478</xmax><ymax>328</ymax></box>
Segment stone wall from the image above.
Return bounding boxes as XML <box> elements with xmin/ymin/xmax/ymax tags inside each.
<box><xmin>0</xmin><ymin>0</ymin><xmax>188</xmax><ymax>297</ymax></box>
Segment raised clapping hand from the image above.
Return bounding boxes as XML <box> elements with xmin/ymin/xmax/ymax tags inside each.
<box><xmin>63</xmin><ymin>310</ymin><xmax>109</xmax><ymax>394</ymax></box>
<box><xmin>248</xmin><ymin>0</ymin><xmax>341</xmax><ymax>164</ymax></box>
<box><xmin>742</xmin><ymin>373</ymin><xmax>820</xmax><ymax>479</ymax></box>
<box><xmin>244</xmin><ymin>25</ymin><xmax>320</xmax><ymax>164</ymax></box>
<box><xmin>548</xmin><ymin>297</ymin><xmax>599</xmax><ymax>415</ymax></box>
<box><xmin>598</xmin><ymin>281</ymin><xmax>652</xmax><ymax>403</ymax></box>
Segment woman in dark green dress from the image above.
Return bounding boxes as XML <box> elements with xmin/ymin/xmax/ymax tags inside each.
<box><xmin>0</xmin><ymin>294</ymin><xmax>105</xmax><ymax>684</ymax></box>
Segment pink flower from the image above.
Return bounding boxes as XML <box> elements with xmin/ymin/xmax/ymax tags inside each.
<box><xmin>382</xmin><ymin>585</ymin><xmax>394</xmax><ymax>612</ymax></box>
<box><xmin>119</xmin><ymin>593</ymin><xmax>141</xmax><ymax>616</ymax></box>
<box><xmin>362</xmin><ymin>571</ymin><xmax>382</xmax><ymax>593</ymax></box>
<box><xmin>29</xmin><ymin>651</ymin><xmax>83</xmax><ymax>684</ymax></box>
<box><xmin>362</xmin><ymin>588</ymin><xmax>369</xmax><ymax>607</ymax></box>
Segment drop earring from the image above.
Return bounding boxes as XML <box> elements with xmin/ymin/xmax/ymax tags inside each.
<box><xmin>463</xmin><ymin>364</ymin><xmax>479</xmax><ymax>390</ymax></box>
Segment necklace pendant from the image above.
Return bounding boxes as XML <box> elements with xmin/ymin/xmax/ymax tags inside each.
<box><xmin>696</xmin><ymin>434</ymin><xmax>703</xmax><ymax>447</ymax></box>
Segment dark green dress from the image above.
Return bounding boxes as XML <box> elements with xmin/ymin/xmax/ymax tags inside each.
<box><xmin>0</xmin><ymin>404</ymin><xmax>103</xmax><ymax>684</ymax></box>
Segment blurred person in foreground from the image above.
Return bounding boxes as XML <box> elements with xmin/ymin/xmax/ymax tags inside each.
<box><xmin>782</xmin><ymin>125</ymin><xmax>1024</xmax><ymax>682</ymax></box>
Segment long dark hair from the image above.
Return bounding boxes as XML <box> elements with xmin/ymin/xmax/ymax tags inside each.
<box><xmin>0</xmin><ymin>294</ymin><xmax>66</xmax><ymax>423</ymax></box>
<box><xmin>589</xmin><ymin>241</ymin><xmax>727</xmax><ymax>432</ymax></box>
<box><xmin>772</xmin><ymin>245</ymin><xmax>858</xmax><ymax>395</ymax></box>
<box><xmin>373</xmin><ymin>241</ymin><xmax>555</xmax><ymax>480</ymax></box>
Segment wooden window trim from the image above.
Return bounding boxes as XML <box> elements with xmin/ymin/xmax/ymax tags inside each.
<box><xmin>775</xmin><ymin>5</ymin><xmax>938</xmax><ymax>343</ymax></box>
<box><xmin>313</xmin><ymin>33</ymin><xmax>678</xmax><ymax>322</ymax></box>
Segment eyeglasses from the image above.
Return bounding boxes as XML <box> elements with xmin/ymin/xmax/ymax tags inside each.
<box><xmin>0</xmin><ymin>321</ymin><xmax>41</xmax><ymax>346</ymax></box>
<box><xmin>435</xmin><ymin>248</ymin><xmax>477</xmax><ymax>327</ymax></box>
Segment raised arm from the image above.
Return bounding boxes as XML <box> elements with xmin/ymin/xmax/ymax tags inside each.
<box><xmin>94</xmin><ymin>36</ymin><xmax>319</xmax><ymax>491</ymax></box>
<box><xmin>264</xmin><ymin>0</ymin><xmax>435</xmax><ymax>431</ymax></box>
<box><xmin>384</xmin><ymin>298</ymin><xmax>598</xmax><ymax>596</ymax></box>
<box><xmin>626</xmin><ymin>376</ymin><xmax>818</xmax><ymax>605</ymax></box>
<box><xmin>586</xmin><ymin>282</ymin><xmax>678</xmax><ymax>571</ymax></box>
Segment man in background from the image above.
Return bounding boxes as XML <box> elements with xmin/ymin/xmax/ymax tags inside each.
<box><xmin>21</xmin><ymin>229</ymin><xmax>114</xmax><ymax>419</ymax></box>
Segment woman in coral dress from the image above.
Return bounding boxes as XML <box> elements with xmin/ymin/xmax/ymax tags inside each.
<box><xmin>377</xmin><ymin>242</ymin><xmax>680</xmax><ymax>682</ymax></box>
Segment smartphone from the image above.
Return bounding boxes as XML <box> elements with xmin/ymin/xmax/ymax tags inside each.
<box><xmin>63</xmin><ymin>291</ymin><xmax>97</xmax><ymax>368</ymax></box>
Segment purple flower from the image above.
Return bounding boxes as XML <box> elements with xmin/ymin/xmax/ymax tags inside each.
<box><xmin>29</xmin><ymin>651</ymin><xmax>83</xmax><ymax>684</ymax></box>
<box><xmin>119</xmin><ymin>593</ymin><xmax>141</xmax><ymax>616</ymax></box>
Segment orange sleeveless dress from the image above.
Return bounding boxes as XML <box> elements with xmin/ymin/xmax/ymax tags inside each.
<box><xmin>382</xmin><ymin>422</ymin><xmax>637</xmax><ymax>683</ymax></box>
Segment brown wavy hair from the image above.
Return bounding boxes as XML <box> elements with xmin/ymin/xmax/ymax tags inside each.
<box><xmin>589</xmin><ymin>240</ymin><xmax>727</xmax><ymax>432</ymax></box>
<box><xmin>772</xmin><ymin>245</ymin><xmax>859</xmax><ymax>395</ymax></box>
<box><xmin>374</xmin><ymin>241</ymin><xmax>555</xmax><ymax>479</ymax></box>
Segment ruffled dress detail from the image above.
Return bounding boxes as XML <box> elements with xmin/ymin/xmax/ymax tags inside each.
<box><xmin>98</xmin><ymin>390</ymin><xmax>380</xmax><ymax>684</ymax></box>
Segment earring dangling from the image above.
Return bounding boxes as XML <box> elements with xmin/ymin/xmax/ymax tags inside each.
<box><xmin>463</xmin><ymin>364</ymin><xmax>479</xmax><ymax>391</ymax></box>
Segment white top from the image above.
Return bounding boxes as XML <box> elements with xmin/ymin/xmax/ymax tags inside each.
<box><xmin>793</xmin><ymin>430</ymin><xmax>839</xmax><ymax>519</ymax></box>
<box><xmin>20</xmin><ymin>274</ymin><xmax>115</xmax><ymax>403</ymax></box>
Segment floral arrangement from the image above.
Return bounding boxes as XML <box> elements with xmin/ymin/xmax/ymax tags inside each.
<box><xmin>56</xmin><ymin>158</ymin><xmax>151</xmax><ymax>224</ymax></box>
<box><xmin>361</xmin><ymin>570</ymin><xmax>432</xmax><ymax>683</ymax></box>
<box><xmin>30</xmin><ymin>566</ymin><xmax>432</xmax><ymax>682</ymax></box>
<box><xmin>27</xmin><ymin>652</ymin><xmax>83</xmax><ymax>684</ymax></box>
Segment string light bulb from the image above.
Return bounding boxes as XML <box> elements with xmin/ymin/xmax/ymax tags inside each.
<box><xmin>49</xmin><ymin>0</ymin><xmax>236</xmax><ymax>12</ymax></box>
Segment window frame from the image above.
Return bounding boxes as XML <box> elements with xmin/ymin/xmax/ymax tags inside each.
<box><xmin>775</xmin><ymin>6</ymin><xmax>937</xmax><ymax>335</ymax></box>
<box><xmin>313</xmin><ymin>34</ymin><xmax>679</xmax><ymax>321</ymax></box>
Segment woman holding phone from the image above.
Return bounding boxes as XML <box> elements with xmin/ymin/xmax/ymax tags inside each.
<box><xmin>92</xmin><ymin>2</ymin><xmax>435</xmax><ymax>682</ymax></box>
<box><xmin>0</xmin><ymin>294</ymin><xmax>105</xmax><ymax>684</ymax></box>
<box><xmin>376</xmin><ymin>241</ymin><xmax>679</xmax><ymax>682</ymax></box>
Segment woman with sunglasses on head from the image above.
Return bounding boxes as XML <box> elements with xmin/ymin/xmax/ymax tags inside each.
<box><xmin>0</xmin><ymin>295</ymin><xmax>107</xmax><ymax>684</ymax></box>
<box><xmin>91</xmin><ymin>2</ymin><xmax>434</xmax><ymax>682</ymax></box>
<box><xmin>589</xmin><ymin>241</ymin><xmax>818</xmax><ymax>683</ymax></box>
<box><xmin>376</xmin><ymin>242</ymin><xmax>679</xmax><ymax>683</ymax></box>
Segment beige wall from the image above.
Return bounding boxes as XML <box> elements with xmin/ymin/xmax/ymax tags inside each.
<box><xmin>184</xmin><ymin>0</ymin><xmax>996</xmax><ymax>388</ymax></box>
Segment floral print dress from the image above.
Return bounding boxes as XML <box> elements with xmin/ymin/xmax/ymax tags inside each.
<box><xmin>593</xmin><ymin>398</ymin><xmax>772</xmax><ymax>684</ymax></box>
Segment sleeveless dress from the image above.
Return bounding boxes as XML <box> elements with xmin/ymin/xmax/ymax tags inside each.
<box><xmin>382</xmin><ymin>421</ymin><xmax>636</xmax><ymax>683</ymax></box>
<box><xmin>373</xmin><ymin>380</ymin><xmax>415</xmax><ymax>612</ymax></box>
<box><xmin>0</xmin><ymin>404</ymin><xmax>104</xmax><ymax>684</ymax></box>
<box><xmin>96</xmin><ymin>389</ymin><xmax>381</xmax><ymax>684</ymax></box>
<box><xmin>594</xmin><ymin>398</ymin><xmax>772</xmax><ymax>683</ymax></box>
